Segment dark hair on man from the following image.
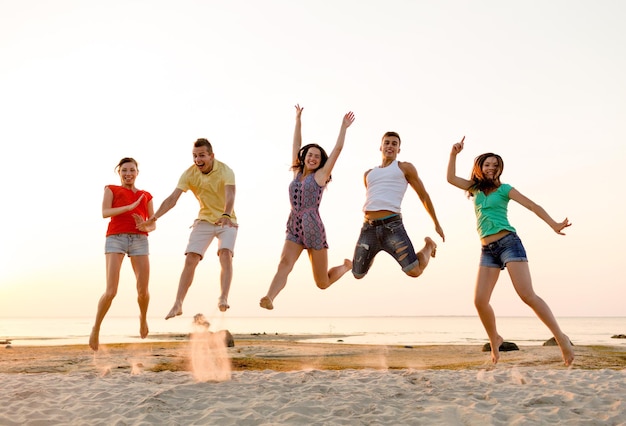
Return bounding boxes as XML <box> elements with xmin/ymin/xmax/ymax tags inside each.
<box><xmin>382</xmin><ymin>131</ymin><xmax>401</xmax><ymax>144</ymax></box>
<box><xmin>194</xmin><ymin>138</ymin><xmax>213</xmax><ymax>154</ymax></box>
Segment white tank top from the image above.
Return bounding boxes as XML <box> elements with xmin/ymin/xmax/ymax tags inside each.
<box><xmin>363</xmin><ymin>160</ymin><xmax>407</xmax><ymax>212</ymax></box>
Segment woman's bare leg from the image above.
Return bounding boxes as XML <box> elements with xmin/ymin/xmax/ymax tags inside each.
<box><xmin>309</xmin><ymin>248</ymin><xmax>352</xmax><ymax>290</ymax></box>
<box><xmin>474</xmin><ymin>266</ymin><xmax>504</xmax><ymax>364</ymax></box>
<box><xmin>260</xmin><ymin>241</ymin><xmax>304</xmax><ymax>310</ymax></box>
<box><xmin>130</xmin><ymin>255</ymin><xmax>150</xmax><ymax>339</ymax></box>
<box><xmin>507</xmin><ymin>261</ymin><xmax>574</xmax><ymax>366</ymax></box>
<box><xmin>90</xmin><ymin>253</ymin><xmax>124</xmax><ymax>351</ymax></box>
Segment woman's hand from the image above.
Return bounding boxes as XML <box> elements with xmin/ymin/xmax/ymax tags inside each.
<box><xmin>451</xmin><ymin>136</ymin><xmax>465</xmax><ymax>155</ymax></box>
<box><xmin>342</xmin><ymin>111</ymin><xmax>355</xmax><ymax>129</ymax></box>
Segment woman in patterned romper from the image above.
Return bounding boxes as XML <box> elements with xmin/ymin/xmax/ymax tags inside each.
<box><xmin>260</xmin><ymin>104</ymin><xmax>355</xmax><ymax>310</ymax></box>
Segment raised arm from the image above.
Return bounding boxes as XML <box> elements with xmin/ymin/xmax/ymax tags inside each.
<box><xmin>509</xmin><ymin>189</ymin><xmax>572</xmax><ymax>235</ymax></box>
<box><xmin>447</xmin><ymin>136</ymin><xmax>473</xmax><ymax>190</ymax></box>
<box><xmin>291</xmin><ymin>104</ymin><xmax>304</xmax><ymax>167</ymax></box>
<box><xmin>315</xmin><ymin>111</ymin><xmax>355</xmax><ymax>186</ymax></box>
<box><xmin>400</xmin><ymin>162</ymin><xmax>445</xmax><ymax>242</ymax></box>
<box><xmin>102</xmin><ymin>187</ymin><xmax>145</xmax><ymax>218</ymax></box>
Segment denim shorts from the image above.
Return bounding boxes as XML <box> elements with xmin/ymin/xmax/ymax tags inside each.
<box><xmin>352</xmin><ymin>215</ymin><xmax>419</xmax><ymax>278</ymax></box>
<box><xmin>186</xmin><ymin>220</ymin><xmax>238</xmax><ymax>259</ymax></box>
<box><xmin>105</xmin><ymin>233</ymin><xmax>149</xmax><ymax>256</ymax></box>
<box><xmin>480</xmin><ymin>232</ymin><xmax>527</xmax><ymax>270</ymax></box>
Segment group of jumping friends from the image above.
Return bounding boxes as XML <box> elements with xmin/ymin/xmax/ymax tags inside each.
<box><xmin>89</xmin><ymin>104</ymin><xmax>574</xmax><ymax>367</ymax></box>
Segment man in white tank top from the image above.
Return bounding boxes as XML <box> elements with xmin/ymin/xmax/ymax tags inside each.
<box><xmin>352</xmin><ymin>132</ymin><xmax>445</xmax><ymax>279</ymax></box>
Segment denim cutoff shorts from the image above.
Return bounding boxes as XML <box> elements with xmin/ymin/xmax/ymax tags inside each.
<box><xmin>480</xmin><ymin>232</ymin><xmax>527</xmax><ymax>270</ymax></box>
<box><xmin>352</xmin><ymin>215</ymin><xmax>419</xmax><ymax>278</ymax></box>
<box><xmin>105</xmin><ymin>233</ymin><xmax>149</xmax><ymax>256</ymax></box>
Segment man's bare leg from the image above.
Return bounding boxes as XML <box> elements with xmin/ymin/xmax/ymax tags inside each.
<box><xmin>407</xmin><ymin>237</ymin><xmax>437</xmax><ymax>278</ymax></box>
<box><xmin>166</xmin><ymin>253</ymin><xmax>201</xmax><ymax>320</ymax></box>
<box><xmin>217</xmin><ymin>249</ymin><xmax>233</xmax><ymax>312</ymax></box>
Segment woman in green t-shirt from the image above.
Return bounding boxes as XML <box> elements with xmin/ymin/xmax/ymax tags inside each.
<box><xmin>447</xmin><ymin>137</ymin><xmax>574</xmax><ymax>367</ymax></box>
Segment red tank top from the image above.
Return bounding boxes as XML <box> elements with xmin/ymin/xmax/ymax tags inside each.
<box><xmin>106</xmin><ymin>185</ymin><xmax>153</xmax><ymax>236</ymax></box>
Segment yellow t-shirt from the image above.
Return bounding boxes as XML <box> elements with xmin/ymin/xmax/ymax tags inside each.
<box><xmin>177</xmin><ymin>159</ymin><xmax>237</xmax><ymax>224</ymax></box>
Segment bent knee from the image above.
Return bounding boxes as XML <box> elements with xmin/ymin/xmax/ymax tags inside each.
<box><xmin>315</xmin><ymin>280</ymin><xmax>331</xmax><ymax>290</ymax></box>
<box><xmin>405</xmin><ymin>268</ymin><xmax>423</xmax><ymax>278</ymax></box>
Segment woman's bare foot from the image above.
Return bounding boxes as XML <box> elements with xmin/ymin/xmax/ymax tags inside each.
<box><xmin>260</xmin><ymin>296</ymin><xmax>274</xmax><ymax>310</ymax></box>
<box><xmin>557</xmin><ymin>334</ymin><xmax>575</xmax><ymax>367</ymax></box>
<box><xmin>218</xmin><ymin>298</ymin><xmax>230</xmax><ymax>312</ymax></box>
<box><xmin>165</xmin><ymin>303</ymin><xmax>183</xmax><ymax>320</ymax></box>
<box><xmin>139</xmin><ymin>317</ymin><xmax>149</xmax><ymax>339</ymax></box>
<box><xmin>425</xmin><ymin>237</ymin><xmax>437</xmax><ymax>258</ymax></box>
<box><xmin>343</xmin><ymin>259</ymin><xmax>353</xmax><ymax>270</ymax></box>
<box><xmin>490</xmin><ymin>335</ymin><xmax>504</xmax><ymax>364</ymax></box>
<box><xmin>89</xmin><ymin>327</ymin><xmax>100</xmax><ymax>351</ymax></box>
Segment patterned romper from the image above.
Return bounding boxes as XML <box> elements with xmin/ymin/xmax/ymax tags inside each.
<box><xmin>285</xmin><ymin>172</ymin><xmax>328</xmax><ymax>250</ymax></box>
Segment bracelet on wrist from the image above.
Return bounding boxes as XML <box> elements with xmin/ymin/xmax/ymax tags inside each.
<box><xmin>222</xmin><ymin>213</ymin><xmax>231</xmax><ymax>218</ymax></box>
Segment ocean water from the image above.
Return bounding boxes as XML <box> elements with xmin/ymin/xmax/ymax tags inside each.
<box><xmin>0</xmin><ymin>316</ymin><xmax>624</xmax><ymax>348</ymax></box>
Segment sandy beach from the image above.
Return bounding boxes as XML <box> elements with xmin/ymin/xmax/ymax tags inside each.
<box><xmin>1</xmin><ymin>335</ymin><xmax>624</xmax><ymax>425</ymax></box>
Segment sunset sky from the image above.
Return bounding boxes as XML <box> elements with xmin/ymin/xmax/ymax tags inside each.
<box><xmin>1</xmin><ymin>0</ymin><xmax>624</xmax><ymax>321</ymax></box>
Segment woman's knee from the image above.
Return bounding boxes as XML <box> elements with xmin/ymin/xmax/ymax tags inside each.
<box><xmin>315</xmin><ymin>279</ymin><xmax>331</xmax><ymax>290</ymax></box>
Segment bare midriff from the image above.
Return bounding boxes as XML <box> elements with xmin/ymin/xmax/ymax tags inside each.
<box><xmin>481</xmin><ymin>229</ymin><xmax>511</xmax><ymax>245</ymax></box>
<box><xmin>364</xmin><ymin>210</ymin><xmax>398</xmax><ymax>221</ymax></box>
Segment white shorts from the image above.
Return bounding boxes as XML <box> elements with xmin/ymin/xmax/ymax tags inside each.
<box><xmin>185</xmin><ymin>220</ymin><xmax>238</xmax><ymax>259</ymax></box>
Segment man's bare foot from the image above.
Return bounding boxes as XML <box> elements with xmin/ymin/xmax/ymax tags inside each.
<box><xmin>89</xmin><ymin>327</ymin><xmax>99</xmax><ymax>351</ymax></box>
<box><xmin>557</xmin><ymin>334</ymin><xmax>575</xmax><ymax>367</ymax></box>
<box><xmin>139</xmin><ymin>317</ymin><xmax>149</xmax><ymax>339</ymax></box>
<box><xmin>260</xmin><ymin>296</ymin><xmax>273</xmax><ymax>310</ymax></box>
<box><xmin>490</xmin><ymin>335</ymin><xmax>504</xmax><ymax>364</ymax></box>
<box><xmin>218</xmin><ymin>298</ymin><xmax>230</xmax><ymax>312</ymax></box>
<box><xmin>165</xmin><ymin>303</ymin><xmax>183</xmax><ymax>320</ymax></box>
<box><xmin>425</xmin><ymin>237</ymin><xmax>437</xmax><ymax>258</ymax></box>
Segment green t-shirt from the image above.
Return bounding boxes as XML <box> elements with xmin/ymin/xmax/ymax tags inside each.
<box><xmin>473</xmin><ymin>183</ymin><xmax>516</xmax><ymax>239</ymax></box>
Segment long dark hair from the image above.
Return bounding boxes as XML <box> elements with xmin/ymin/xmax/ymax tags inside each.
<box><xmin>291</xmin><ymin>143</ymin><xmax>331</xmax><ymax>182</ymax></box>
<box><xmin>468</xmin><ymin>152</ymin><xmax>503</xmax><ymax>196</ymax></box>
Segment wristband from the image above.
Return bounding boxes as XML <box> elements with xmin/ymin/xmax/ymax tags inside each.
<box><xmin>222</xmin><ymin>213</ymin><xmax>231</xmax><ymax>218</ymax></box>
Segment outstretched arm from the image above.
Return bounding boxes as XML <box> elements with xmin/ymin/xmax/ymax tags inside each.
<box><xmin>447</xmin><ymin>136</ymin><xmax>473</xmax><ymax>190</ymax></box>
<box><xmin>509</xmin><ymin>189</ymin><xmax>571</xmax><ymax>235</ymax></box>
<box><xmin>315</xmin><ymin>111</ymin><xmax>355</xmax><ymax>186</ymax></box>
<box><xmin>400</xmin><ymin>162</ymin><xmax>445</xmax><ymax>242</ymax></box>
<box><xmin>291</xmin><ymin>104</ymin><xmax>304</xmax><ymax>168</ymax></box>
<box><xmin>152</xmin><ymin>188</ymin><xmax>183</xmax><ymax>220</ymax></box>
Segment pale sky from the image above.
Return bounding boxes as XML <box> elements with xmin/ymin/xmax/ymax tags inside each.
<box><xmin>1</xmin><ymin>0</ymin><xmax>624</xmax><ymax>320</ymax></box>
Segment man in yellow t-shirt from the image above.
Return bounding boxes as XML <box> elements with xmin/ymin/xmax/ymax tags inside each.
<box><xmin>143</xmin><ymin>138</ymin><xmax>238</xmax><ymax>317</ymax></box>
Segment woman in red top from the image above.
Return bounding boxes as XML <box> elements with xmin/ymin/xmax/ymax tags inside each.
<box><xmin>89</xmin><ymin>157</ymin><xmax>155</xmax><ymax>351</ymax></box>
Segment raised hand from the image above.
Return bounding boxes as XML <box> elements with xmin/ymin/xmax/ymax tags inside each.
<box><xmin>342</xmin><ymin>111</ymin><xmax>355</xmax><ymax>129</ymax></box>
<box><xmin>451</xmin><ymin>136</ymin><xmax>465</xmax><ymax>154</ymax></box>
<box><xmin>295</xmin><ymin>104</ymin><xmax>303</xmax><ymax>118</ymax></box>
